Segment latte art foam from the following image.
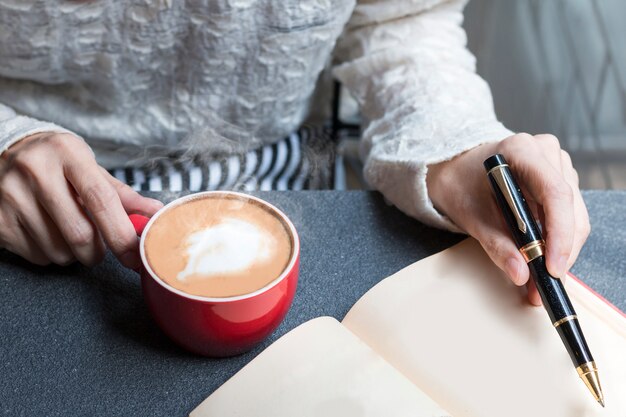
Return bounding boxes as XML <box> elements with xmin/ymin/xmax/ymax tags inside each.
<box><xmin>144</xmin><ymin>195</ymin><xmax>292</xmax><ymax>298</ymax></box>
<box><xmin>177</xmin><ymin>218</ymin><xmax>274</xmax><ymax>282</ymax></box>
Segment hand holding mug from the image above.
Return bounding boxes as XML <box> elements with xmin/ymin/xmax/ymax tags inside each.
<box><xmin>0</xmin><ymin>134</ymin><xmax>299</xmax><ymax>356</ymax></box>
<box><xmin>0</xmin><ymin>132</ymin><xmax>163</xmax><ymax>268</ymax></box>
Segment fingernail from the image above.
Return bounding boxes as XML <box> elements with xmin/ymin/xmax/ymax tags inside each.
<box><xmin>505</xmin><ymin>258</ymin><xmax>522</xmax><ymax>285</ymax></box>
<box><xmin>149</xmin><ymin>198</ymin><xmax>164</xmax><ymax>208</ymax></box>
<box><xmin>530</xmin><ymin>294</ymin><xmax>543</xmax><ymax>307</ymax></box>
<box><xmin>120</xmin><ymin>251</ymin><xmax>141</xmax><ymax>270</ymax></box>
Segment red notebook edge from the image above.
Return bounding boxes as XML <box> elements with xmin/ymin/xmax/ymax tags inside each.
<box><xmin>568</xmin><ymin>272</ymin><xmax>626</xmax><ymax>319</ymax></box>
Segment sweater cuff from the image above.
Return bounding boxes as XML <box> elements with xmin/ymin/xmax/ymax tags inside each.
<box><xmin>0</xmin><ymin>115</ymin><xmax>83</xmax><ymax>155</ymax></box>
<box><xmin>423</xmin><ymin>123</ymin><xmax>515</xmax><ymax>232</ymax></box>
<box><xmin>364</xmin><ymin>122</ymin><xmax>514</xmax><ymax>233</ymax></box>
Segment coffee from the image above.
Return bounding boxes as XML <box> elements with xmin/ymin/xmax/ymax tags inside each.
<box><xmin>144</xmin><ymin>195</ymin><xmax>293</xmax><ymax>298</ymax></box>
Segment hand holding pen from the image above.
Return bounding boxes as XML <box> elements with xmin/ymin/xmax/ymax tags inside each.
<box><xmin>484</xmin><ymin>153</ymin><xmax>604</xmax><ymax>406</ymax></box>
<box><xmin>426</xmin><ymin>133</ymin><xmax>590</xmax><ymax>305</ymax></box>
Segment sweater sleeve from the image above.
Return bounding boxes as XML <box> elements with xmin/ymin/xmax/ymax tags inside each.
<box><xmin>0</xmin><ymin>102</ymin><xmax>78</xmax><ymax>155</ymax></box>
<box><xmin>333</xmin><ymin>0</ymin><xmax>514</xmax><ymax>232</ymax></box>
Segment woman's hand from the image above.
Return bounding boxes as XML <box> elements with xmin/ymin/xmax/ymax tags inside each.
<box><xmin>0</xmin><ymin>132</ymin><xmax>163</xmax><ymax>269</ymax></box>
<box><xmin>426</xmin><ymin>133</ymin><xmax>589</xmax><ymax>305</ymax></box>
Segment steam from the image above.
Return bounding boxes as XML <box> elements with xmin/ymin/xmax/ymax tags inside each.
<box><xmin>122</xmin><ymin>129</ymin><xmax>334</xmax><ymax>193</ymax></box>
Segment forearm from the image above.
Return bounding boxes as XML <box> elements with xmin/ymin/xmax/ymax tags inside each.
<box><xmin>334</xmin><ymin>0</ymin><xmax>513</xmax><ymax>231</ymax></box>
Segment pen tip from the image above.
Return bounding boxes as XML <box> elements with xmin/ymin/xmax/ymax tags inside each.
<box><xmin>577</xmin><ymin>363</ymin><xmax>604</xmax><ymax>409</ymax></box>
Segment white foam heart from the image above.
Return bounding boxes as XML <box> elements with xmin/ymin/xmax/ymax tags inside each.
<box><xmin>176</xmin><ymin>217</ymin><xmax>274</xmax><ymax>281</ymax></box>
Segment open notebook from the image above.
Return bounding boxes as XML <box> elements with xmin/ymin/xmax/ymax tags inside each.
<box><xmin>191</xmin><ymin>239</ymin><xmax>626</xmax><ymax>417</ymax></box>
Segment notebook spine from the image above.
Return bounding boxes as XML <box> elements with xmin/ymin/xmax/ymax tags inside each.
<box><xmin>568</xmin><ymin>273</ymin><xmax>626</xmax><ymax>319</ymax></box>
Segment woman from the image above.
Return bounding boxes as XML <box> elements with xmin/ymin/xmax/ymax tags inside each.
<box><xmin>0</xmin><ymin>0</ymin><xmax>588</xmax><ymax>305</ymax></box>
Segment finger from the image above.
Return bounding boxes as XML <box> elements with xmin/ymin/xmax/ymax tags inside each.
<box><xmin>0</xmin><ymin>174</ymin><xmax>43</xmax><ymax>264</ymax></box>
<box><xmin>503</xmin><ymin>137</ymin><xmax>574</xmax><ymax>280</ymax></box>
<box><xmin>1</xmin><ymin>214</ymin><xmax>50</xmax><ymax>266</ymax></box>
<box><xmin>526</xmin><ymin>198</ymin><xmax>541</xmax><ymax>223</ymax></box>
<box><xmin>0</xmin><ymin>172</ymin><xmax>74</xmax><ymax>265</ymax></box>
<box><xmin>565</xmin><ymin>194</ymin><xmax>588</xmax><ymax>271</ymax></box>
<box><xmin>103</xmin><ymin>169</ymin><xmax>163</xmax><ymax>215</ymax></box>
<box><xmin>32</xmin><ymin>173</ymin><xmax>107</xmax><ymax>267</ymax></box>
<box><xmin>533</xmin><ymin>136</ymin><xmax>562</xmax><ymax>235</ymax></box>
<box><xmin>18</xmin><ymin>198</ymin><xmax>75</xmax><ymax>266</ymax></box>
<box><xmin>538</xmin><ymin>206</ymin><xmax>546</xmax><ymax>233</ymax></box>
<box><xmin>525</xmin><ymin>135</ymin><xmax>573</xmax><ymax>278</ymax></box>
<box><xmin>560</xmin><ymin>151</ymin><xmax>590</xmax><ymax>271</ymax></box>
<box><xmin>535</xmin><ymin>140</ymin><xmax>589</xmax><ymax>279</ymax></box>
<box><xmin>10</xmin><ymin>145</ymin><xmax>108</xmax><ymax>267</ymax></box>
<box><xmin>534</xmin><ymin>134</ymin><xmax>563</xmax><ymax>172</ymax></box>
<box><xmin>534</xmin><ymin>145</ymin><xmax>588</xmax><ymax>278</ymax></box>
<box><xmin>476</xmin><ymin>227</ymin><xmax>530</xmax><ymax>287</ymax></box>
<box><xmin>64</xmin><ymin>158</ymin><xmax>140</xmax><ymax>269</ymax></box>
<box><xmin>526</xmin><ymin>277</ymin><xmax>543</xmax><ymax>306</ymax></box>
<box><xmin>55</xmin><ymin>181</ymin><xmax>108</xmax><ymax>267</ymax></box>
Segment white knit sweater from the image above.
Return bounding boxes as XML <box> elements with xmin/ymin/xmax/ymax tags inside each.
<box><xmin>0</xmin><ymin>0</ymin><xmax>512</xmax><ymax>231</ymax></box>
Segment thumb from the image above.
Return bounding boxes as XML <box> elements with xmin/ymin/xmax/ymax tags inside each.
<box><xmin>103</xmin><ymin>169</ymin><xmax>164</xmax><ymax>216</ymax></box>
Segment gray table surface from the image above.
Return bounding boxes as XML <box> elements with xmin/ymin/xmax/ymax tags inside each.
<box><xmin>1</xmin><ymin>190</ymin><xmax>624</xmax><ymax>416</ymax></box>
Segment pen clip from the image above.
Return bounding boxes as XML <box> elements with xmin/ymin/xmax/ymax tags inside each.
<box><xmin>490</xmin><ymin>165</ymin><xmax>527</xmax><ymax>234</ymax></box>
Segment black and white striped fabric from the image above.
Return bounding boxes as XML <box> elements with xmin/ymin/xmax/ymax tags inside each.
<box><xmin>107</xmin><ymin>125</ymin><xmax>337</xmax><ymax>192</ymax></box>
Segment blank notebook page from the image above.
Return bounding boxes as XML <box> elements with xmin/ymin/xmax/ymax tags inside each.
<box><xmin>343</xmin><ymin>239</ymin><xmax>626</xmax><ymax>417</ymax></box>
<box><xmin>191</xmin><ymin>317</ymin><xmax>451</xmax><ymax>417</ymax></box>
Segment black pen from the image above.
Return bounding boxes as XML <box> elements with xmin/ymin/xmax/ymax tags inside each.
<box><xmin>484</xmin><ymin>154</ymin><xmax>604</xmax><ymax>407</ymax></box>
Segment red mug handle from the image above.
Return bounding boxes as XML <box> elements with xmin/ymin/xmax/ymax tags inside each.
<box><xmin>128</xmin><ymin>214</ymin><xmax>150</xmax><ymax>273</ymax></box>
<box><xmin>129</xmin><ymin>213</ymin><xmax>150</xmax><ymax>237</ymax></box>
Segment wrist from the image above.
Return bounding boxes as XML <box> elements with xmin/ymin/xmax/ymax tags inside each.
<box><xmin>426</xmin><ymin>140</ymin><xmax>502</xmax><ymax>223</ymax></box>
<box><xmin>3</xmin><ymin>132</ymin><xmax>69</xmax><ymax>158</ymax></box>
<box><xmin>425</xmin><ymin>158</ymin><xmax>453</xmax><ymax>217</ymax></box>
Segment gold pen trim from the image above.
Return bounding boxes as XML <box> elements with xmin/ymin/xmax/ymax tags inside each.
<box><xmin>577</xmin><ymin>361</ymin><xmax>598</xmax><ymax>377</ymax></box>
<box><xmin>519</xmin><ymin>239</ymin><xmax>545</xmax><ymax>263</ymax></box>
<box><xmin>486</xmin><ymin>163</ymin><xmax>510</xmax><ymax>176</ymax></box>
<box><xmin>488</xmin><ymin>165</ymin><xmax>528</xmax><ymax>234</ymax></box>
<box><xmin>553</xmin><ymin>315</ymin><xmax>577</xmax><ymax>328</ymax></box>
<box><xmin>576</xmin><ymin>361</ymin><xmax>604</xmax><ymax>406</ymax></box>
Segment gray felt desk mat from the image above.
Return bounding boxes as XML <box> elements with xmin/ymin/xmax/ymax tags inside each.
<box><xmin>0</xmin><ymin>190</ymin><xmax>624</xmax><ymax>416</ymax></box>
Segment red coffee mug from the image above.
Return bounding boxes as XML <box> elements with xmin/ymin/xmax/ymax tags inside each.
<box><xmin>129</xmin><ymin>191</ymin><xmax>300</xmax><ymax>357</ymax></box>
